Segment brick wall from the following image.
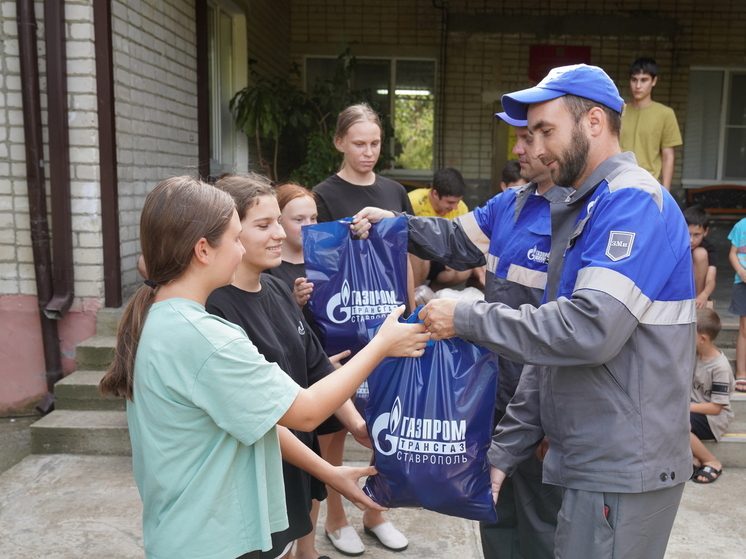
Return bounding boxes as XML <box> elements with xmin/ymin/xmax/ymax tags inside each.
<box><xmin>290</xmin><ymin>0</ymin><xmax>746</xmax><ymax>202</ymax></box>
<box><xmin>111</xmin><ymin>0</ymin><xmax>199</xmax><ymax>296</ymax></box>
<box><xmin>247</xmin><ymin>0</ymin><xmax>290</xmax><ymax>79</ymax></box>
<box><xmin>0</xmin><ymin>0</ymin><xmax>103</xmax><ymax>299</ymax></box>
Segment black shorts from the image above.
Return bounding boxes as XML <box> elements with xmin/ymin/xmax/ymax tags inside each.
<box><xmin>690</xmin><ymin>411</ymin><xmax>715</xmax><ymax>441</ymax></box>
<box><xmin>316</xmin><ymin>414</ymin><xmax>345</xmax><ymax>435</ymax></box>
<box><xmin>427</xmin><ymin>260</ymin><xmax>446</xmax><ymax>282</ymax></box>
<box><xmin>730</xmin><ymin>281</ymin><xmax>746</xmax><ymax>316</ymax></box>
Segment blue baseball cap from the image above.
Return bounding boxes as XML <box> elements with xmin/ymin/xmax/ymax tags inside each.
<box><xmin>501</xmin><ymin>64</ymin><xmax>624</xmax><ymax>121</ymax></box>
<box><xmin>494</xmin><ymin>111</ymin><xmax>528</xmax><ymax>127</ymax></box>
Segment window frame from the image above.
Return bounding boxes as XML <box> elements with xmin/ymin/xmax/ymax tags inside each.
<box><xmin>683</xmin><ymin>65</ymin><xmax>746</xmax><ymax>188</ymax></box>
<box><xmin>207</xmin><ymin>0</ymin><xmax>248</xmax><ymax>176</ymax></box>
<box><xmin>303</xmin><ymin>54</ymin><xmax>438</xmax><ymax>178</ymax></box>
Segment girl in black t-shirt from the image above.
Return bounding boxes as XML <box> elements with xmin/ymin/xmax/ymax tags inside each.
<box><xmin>270</xmin><ymin>183</ymin><xmax>358</xmax><ymax>559</ymax></box>
<box><xmin>207</xmin><ymin>175</ymin><xmax>399</xmax><ymax>559</ymax></box>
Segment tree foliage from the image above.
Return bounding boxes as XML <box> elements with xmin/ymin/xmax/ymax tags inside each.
<box><xmin>231</xmin><ymin>50</ymin><xmax>395</xmax><ymax>185</ymax></box>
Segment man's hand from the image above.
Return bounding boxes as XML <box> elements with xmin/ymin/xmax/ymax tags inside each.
<box><xmin>328</xmin><ymin>465</ymin><xmax>386</xmax><ymax>511</ymax></box>
<box><xmin>695</xmin><ymin>293</ymin><xmax>709</xmax><ymax>309</ymax></box>
<box><xmin>418</xmin><ymin>298</ymin><xmax>458</xmax><ymax>340</ymax></box>
<box><xmin>351</xmin><ymin>207</ymin><xmax>396</xmax><ymax>239</ymax></box>
<box><xmin>534</xmin><ymin>438</ymin><xmax>550</xmax><ymax>462</ymax></box>
<box><xmin>490</xmin><ymin>466</ymin><xmax>506</xmax><ymax>504</ymax></box>
<box><xmin>292</xmin><ymin>277</ymin><xmax>314</xmax><ymax>307</ymax></box>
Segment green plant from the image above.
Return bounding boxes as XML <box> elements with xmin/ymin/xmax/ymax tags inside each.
<box><xmin>230</xmin><ymin>50</ymin><xmax>393</xmax><ymax>185</ymax></box>
<box><xmin>292</xmin><ymin>50</ymin><xmax>395</xmax><ymax>185</ymax></box>
<box><xmin>230</xmin><ymin>68</ymin><xmax>309</xmax><ymax>181</ymax></box>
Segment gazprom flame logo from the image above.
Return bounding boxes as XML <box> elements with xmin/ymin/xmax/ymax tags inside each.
<box><xmin>371</xmin><ymin>397</ymin><xmax>402</xmax><ymax>456</ymax></box>
<box><xmin>326</xmin><ymin>279</ymin><xmax>352</xmax><ymax>324</ymax></box>
<box><xmin>325</xmin><ymin>279</ymin><xmax>399</xmax><ymax>325</ymax></box>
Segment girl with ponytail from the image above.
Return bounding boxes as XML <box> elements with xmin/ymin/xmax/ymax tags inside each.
<box><xmin>100</xmin><ymin>176</ymin><xmax>428</xmax><ymax>559</ymax></box>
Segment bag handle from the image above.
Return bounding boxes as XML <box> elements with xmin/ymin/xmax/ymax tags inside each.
<box><xmin>405</xmin><ymin>305</ymin><xmax>425</xmax><ymax>324</ymax></box>
<box><xmin>405</xmin><ymin>305</ymin><xmax>435</xmax><ymax>347</ymax></box>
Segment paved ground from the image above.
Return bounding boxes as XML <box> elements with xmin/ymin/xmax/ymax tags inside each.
<box><xmin>0</xmin><ymin>451</ymin><xmax>744</xmax><ymax>559</ymax></box>
<box><xmin>0</xmin><ymin>414</ymin><xmax>37</xmax><ymax>473</ymax></box>
<box><xmin>0</xmin><ymin>216</ymin><xmax>741</xmax><ymax>558</ymax></box>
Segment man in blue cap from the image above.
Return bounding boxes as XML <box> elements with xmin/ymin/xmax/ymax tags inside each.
<box><xmin>419</xmin><ymin>64</ymin><xmax>695</xmax><ymax>558</ymax></box>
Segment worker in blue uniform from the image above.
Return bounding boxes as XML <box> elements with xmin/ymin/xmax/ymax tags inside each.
<box><xmin>419</xmin><ymin>64</ymin><xmax>695</xmax><ymax>559</ymax></box>
<box><xmin>355</xmin><ymin>111</ymin><xmax>570</xmax><ymax>559</ymax></box>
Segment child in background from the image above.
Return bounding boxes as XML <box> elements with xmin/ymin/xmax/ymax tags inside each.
<box><xmin>728</xmin><ymin>217</ymin><xmax>746</xmax><ymax>392</ymax></box>
<box><xmin>312</xmin><ymin>103</ymin><xmax>414</xmax><ymax>555</ymax></box>
<box><xmin>498</xmin><ymin>159</ymin><xmax>526</xmax><ymax>192</ymax></box>
<box><xmin>690</xmin><ymin>308</ymin><xmax>734</xmax><ymax>484</ymax></box>
<box><xmin>684</xmin><ymin>205</ymin><xmax>717</xmax><ymax>309</ymax></box>
<box><xmin>100</xmin><ymin>176</ymin><xmax>428</xmax><ymax>559</ymax></box>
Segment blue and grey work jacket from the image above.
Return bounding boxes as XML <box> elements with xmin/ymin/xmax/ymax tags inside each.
<box><xmin>455</xmin><ymin>152</ymin><xmax>696</xmax><ymax>494</ymax></box>
<box><xmin>406</xmin><ymin>182</ymin><xmax>570</xmax><ymax>415</ymax></box>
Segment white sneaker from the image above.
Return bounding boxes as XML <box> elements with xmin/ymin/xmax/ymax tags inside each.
<box><xmin>326</xmin><ymin>525</ymin><xmax>365</xmax><ymax>556</ymax></box>
<box><xmin>364</xmin><ymin>521</ymin><xmax>408</xmax><ymax>551</ymax></box>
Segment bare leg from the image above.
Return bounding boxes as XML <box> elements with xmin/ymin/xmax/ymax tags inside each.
<box><xmin>407</xmin><ymin>258</ymin><xmax>416</xmax><ymax>313</ymax></box>
<box><xmin>294</xmin><ymin>499</ymin><xmax>321</xmax><ymax>559</ymax></box>
<box><xmin>692</xmin><ymin>247</ymin><xmax>708</xmax><ymax>296</ymax></box>
<box><xmin>690</xmin><ymin>433</ymin><xmax>722</xmax><ymax>482</ymax></box>
<box><xmin>409</xmin><ymin>254</ymin><xmax>430</xmax><ymax>288</ymax></box>
<box><xmin>736</xmin><ymin>316</ymin><xmax>746</xmax><ymax>382</ymax></box>
<box><xmin>431</xmin><ymin>267</ymin><xmax>472</xmax><ymax>291</ymax></box>
<box><xmin>320</xmin><ymin>430</ymin><xmax>349</xmax><ymax>532</ymax></box>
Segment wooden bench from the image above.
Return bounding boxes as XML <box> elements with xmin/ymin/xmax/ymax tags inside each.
<box><xmin>685</xmin><ymin>185</ymin><xmax>746</xmax><ymax>221</ymax></box>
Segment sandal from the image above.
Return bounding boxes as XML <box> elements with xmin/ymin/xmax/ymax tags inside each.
<box><xmin>691</xmin><ymin>464</ymin><xmax>722</xmax><ymax>484</ymax></box>
<box><xmin>735</xmin><ymin>378</ymin><xmax>746</xmax><ymax>393</ymax></box>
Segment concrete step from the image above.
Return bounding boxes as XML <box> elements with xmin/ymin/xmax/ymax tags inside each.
<box><xmin>732</xmin><ymin>393</ymin><xmax>746</xmax><ymax>416</ymax></box>
<box><xmin>75</xmin><ymin>335</ymin><xmax>116</xmax><ymax>371</ymax></box>
<box><xmin>717</xmin><ymin>320</ymin><xmax>739</xmax><ymax>349</ymax></box>
<box><xmin>724</xmin><ymin>347</ymin><xmax>736</xmax><ymax>371</ymax></box>
<box><xmin>30</xmin><ymin>410</ymin><xmax>131</xmax><ymax>456</ymax></box>
<box><xmin>95</xmin><ymin>307</ymin><xmax>123</xmax><ymax>337</ymax></box>
<box><xmin>54</xmin><ymin>370</ymin><xmax>124</xmax><ymax>411</ymax></box>
<box><xmin>705</xmin><ymin>433</ymin><xmax>746</xmax><ymax>468</ymax></box>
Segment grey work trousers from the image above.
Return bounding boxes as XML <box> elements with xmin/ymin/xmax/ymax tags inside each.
<box><xmin>480</xmin><ymin>453</ymin><xmax>563</xmax><ymax>559</ymax></box>
<box><xmin>554</xmin><ymin>484</ymin><xmax>685</xmax><ymax>559</ymax></box>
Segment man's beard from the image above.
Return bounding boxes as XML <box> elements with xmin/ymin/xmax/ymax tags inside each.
<box><xmin>554</xmin><ymin>124</ymin><xmax>589</xmax><ymax>187</ymax></box>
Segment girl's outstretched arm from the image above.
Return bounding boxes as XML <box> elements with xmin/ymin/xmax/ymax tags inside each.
<box><xmin>277</xmin><ymin>426</ymin><xmax>384</xmax><ymax>511</ymax></box>
<box><xmin>279</xmin><ymin>306</ymin><xmax>429</xmax><ymax>431</ymax></box>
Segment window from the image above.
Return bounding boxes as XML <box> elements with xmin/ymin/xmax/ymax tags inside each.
<box><xmin>683</xmin><ymin>68</ymin><xmax>746</xmax><ymax>185</ymax></box>
<box><xmin>207</xmin><ymin>0</ymin><xmax>248</xmax><ymax>175</ymax></box>
<box><xmin>305</xmin><ymin>57</ymin><xmax>436</xmax><ymax>173</ymax></box>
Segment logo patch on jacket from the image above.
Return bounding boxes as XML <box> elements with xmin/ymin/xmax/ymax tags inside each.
<box><xmin>605</xmin><ymin>231</ymin><xmax>635</xmax><ymax>261</ymax></box>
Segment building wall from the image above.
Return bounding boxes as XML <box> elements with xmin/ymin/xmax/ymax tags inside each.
<box><xmin>246</xmin><ymin>0</ymin><xmax>290</xmax><ymax>79</ymax></box>
<box><xmin>290</xmin><ymin>0</ymin><xmax>746</xmax><ymax>203</ymax></box>
<box><xmin>111</xmin><ymin>0</ymin><xmax>199</xmax><ymax>296</ymax></box>
<box><xmin>0</xmin><ymin>0</ymin><xmax>102</xmax><ymax>413</ymax></box>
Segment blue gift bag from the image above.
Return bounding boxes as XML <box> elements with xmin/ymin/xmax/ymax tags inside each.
<box><xmin>303</xmin><ymin>216</ymin><xmax>408</xmax><ymax>357</ymax></box>
<box><xmin>363</xmin><ymin>321</ymin><xmax>499</xmax><ymax>523</ymax></box>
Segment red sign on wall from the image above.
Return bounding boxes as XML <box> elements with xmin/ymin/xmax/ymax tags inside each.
<box><xmin>529</xmin><ymin>45</ymin><xmax>591</xmax><ymax>83</ymax></box>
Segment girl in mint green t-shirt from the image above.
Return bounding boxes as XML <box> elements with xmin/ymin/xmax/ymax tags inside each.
<box><xmin>99</xmin><ymin>176</ymin><xmax>428</xmax><ymax>559</ymax></box>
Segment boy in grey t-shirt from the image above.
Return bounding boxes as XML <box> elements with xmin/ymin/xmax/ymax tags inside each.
<box><xmin>690</xmin><ymin>308</ymin><xmax>735</xmax><ymax>484</ymax></box>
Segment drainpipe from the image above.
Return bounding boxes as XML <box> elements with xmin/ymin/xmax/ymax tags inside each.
<box><xmin>43</xmin><ymin>0</ymin><xmax>75</xmax><ymax>318</ymax></box>
<box><xmin>196</xmin><ymin>0</ymin><xmax>210</xmax><ymax>179</ymax></box>
<box><xmin>93</xmin><ymin>0</ymin><xmax>122</xmax><ymax>307</ymax></box>
<box><xmin>17</xmin><ymin>0</ymin><xmax>63</xmax><ymax>413</ymax></box>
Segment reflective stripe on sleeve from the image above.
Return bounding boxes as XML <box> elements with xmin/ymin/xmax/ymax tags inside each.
<box><xmin>456</xmin><ymin>212</ymin><xmax>490</xmax><ymax>254</ymax></box>
<box><xmin>574</xmin><ymin>266</ymin><xmax>695</xmax><ymax>325</ymax></box>
<box><xmin>486</xmin><ymin>253</ymin><xmax>499</xmax><ymax>274</ymax></box>
<box><xmin>506</xmin><ymin>263</ymin><xmax>547</xmax><ymax>290</ymax></box>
